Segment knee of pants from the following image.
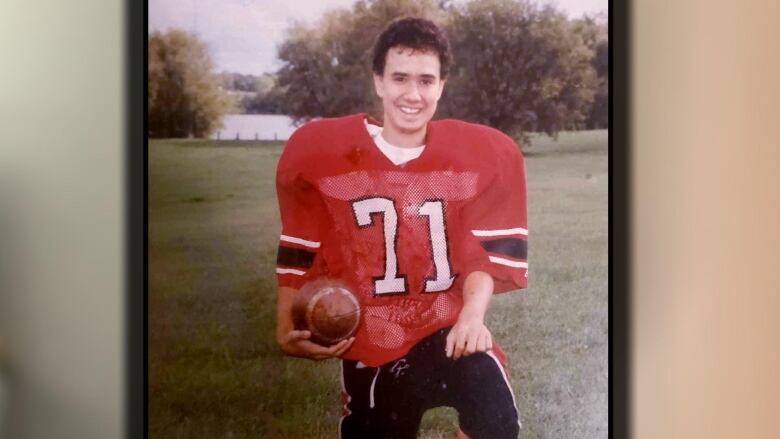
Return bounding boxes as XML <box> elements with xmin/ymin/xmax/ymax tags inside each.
<box><xmin>459</xmin><ymin>405</ymin><xmax>519</xmax><ymax>439</ymax></box>
<box><xmin>454</xmin><ymin>353</ymin><xmax>520</xmax><ymax>439</ymax></box>
<box><xmin>340</xmin><ymin>410</ymin><xmax>423</xmax><ymax>439</ymax></box>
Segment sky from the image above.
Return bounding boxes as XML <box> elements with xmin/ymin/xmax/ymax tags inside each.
<box><xmin>149</xmin><ymin>0</ymin><xmax>607</xmax><ymax>75</ymax></box>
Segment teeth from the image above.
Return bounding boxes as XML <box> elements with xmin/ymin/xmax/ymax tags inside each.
<box><xmin>399</xmin><ymin>106</ymin><xmax>421</xmax><ymax>114</ymax></box>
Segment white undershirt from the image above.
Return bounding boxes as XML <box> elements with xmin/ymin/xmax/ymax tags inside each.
<box><xmin>364</xmin><ymin>119</ymin><xmax>425</xmax><ymax>166</ymax></box>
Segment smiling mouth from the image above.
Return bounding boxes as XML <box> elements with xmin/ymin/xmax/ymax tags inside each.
<box><xmin>399</xmin><ymin>106</ymin><xmax>422</xmax><ymax>115</ymax></box>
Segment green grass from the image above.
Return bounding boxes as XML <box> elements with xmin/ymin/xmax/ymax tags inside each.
<box><xmin>149</xmin><ymin>130</ymin><xmax>608</xmax><ymax>438</ymax></box>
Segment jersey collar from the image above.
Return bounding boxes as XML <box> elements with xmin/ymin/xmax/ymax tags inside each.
<box><xmin>354</xmin><ymin>113</ymin><xmax>440</xmax><ymax>169</ymax></box>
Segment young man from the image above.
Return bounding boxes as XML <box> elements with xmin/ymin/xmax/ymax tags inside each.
<box><xmin>275</xmin><ymin>17</ymin><xmax>527</xmax><ymax>438</ymax></box>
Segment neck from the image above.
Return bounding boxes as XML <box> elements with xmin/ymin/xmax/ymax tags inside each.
<box><xmin>381</xmin><ymin>126</ymin><xmax>427</xmax><ymax>148</ymax></box>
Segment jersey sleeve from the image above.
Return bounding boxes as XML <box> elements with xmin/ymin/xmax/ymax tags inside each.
<box><xmin>459</xmin><ymin>139</ymin><xmax>528</xmax><ymax>293</ymax></box>
<box><xmin>275</xmin><ymin>131</ymin><xmax>329</xmax><ymax>289</ymax></box>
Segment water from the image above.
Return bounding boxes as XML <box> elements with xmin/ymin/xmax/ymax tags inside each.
<box><xmin>212</xmin><ymin>114</ymin><xmax>300</xmax><ymax>141</ymax></box>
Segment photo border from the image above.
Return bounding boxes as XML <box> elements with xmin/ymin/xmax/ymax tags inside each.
<box><xmin>127</xmin><ymin>0</ymin><xmax>147</xmax><ymax>437</ymax></box>
<box><xmin>609</xmin><ymin>0</ymin><xmax>631</xmax><ymax>436</ymax></box>
<box><xmin>133</xmin><ymin>0</ymin><xmax>629</xmax><ymax>436</ymax></box>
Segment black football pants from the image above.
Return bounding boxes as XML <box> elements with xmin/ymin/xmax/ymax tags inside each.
<box><xmin>339</xmin><ymin>327</ymin><xmax>520</xmax><ymax>439</ymax></box>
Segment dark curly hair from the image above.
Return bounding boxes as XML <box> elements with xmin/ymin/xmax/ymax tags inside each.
<box><xmin>372</xmin><ymin>17</ymin><xmax>452</xmax><ymax>80</ymax></box>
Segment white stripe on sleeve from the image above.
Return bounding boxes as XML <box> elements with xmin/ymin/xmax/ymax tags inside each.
<box><xmin>488</xmin><ymin>256</ymin><xmax>529</xmax><ymax>269</ymax></box>
<box><xmin>471</xmin><ymin>227</ymin><xmax>528</xmax><ymax>237</ymax></box>
<box><xmin>275</xmin><ymin>267</ymin><xmax>306</xmax><ymax>276</ymax></box>
<box><xmin>280</xmin><ymin>234</ymin><xmax>321</xmax><ymax>248</ymax></box>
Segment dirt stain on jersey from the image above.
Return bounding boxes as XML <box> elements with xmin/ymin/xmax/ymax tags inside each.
<box><xmin>345</xmin><ymin>146</ymin><xmax>367</xmax><ymax>165</ymax></box>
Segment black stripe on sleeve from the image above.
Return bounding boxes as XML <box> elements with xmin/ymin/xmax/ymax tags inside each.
<box><xmin>479</xmin><ymin>238</ymin><xmax>528</xmax><ymax>260</ymax></box>
<box><xmin>277</xmin><ymin>245</ymin><xmax>316</xmax><ymax>268</ymax></box>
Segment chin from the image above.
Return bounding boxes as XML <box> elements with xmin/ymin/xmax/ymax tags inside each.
<box><xmin>399</xmin><ymin>114</ymin><xmax>431</xmax><ymax>130</ymax></box>
<box><xmin>398</xmin><ymin>121</ymin><xmax>426</xmax><ymax>134</ymax></box>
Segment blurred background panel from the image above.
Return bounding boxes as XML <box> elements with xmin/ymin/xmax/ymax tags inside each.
<box><xmin>2</xmin><ymin>0</ymin><xmax>780</xmax><ymax>437</ymax></box>
<box><xmin>0</xmin><ymin>1</ymin><xmax>123</xmax><ymax>438</ymax></box>
<box><xmin>632</xmin><ymin>0</ymin><xmax>780</xmax><ymax>438</ymax></box>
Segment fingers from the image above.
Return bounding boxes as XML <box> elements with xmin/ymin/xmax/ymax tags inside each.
<box><xmin>463</xmin><ymin>328</ymin><xmax>490</xmax><ymax>357</ymax></box>
<box><xmin>331</xmin><ymin>337</ymin><xmax>355</xmax><ymax>357</ymax></box>
<box><xmin>452</xmin><ymin>328</ymin><xmax>468</xmax><ymax>360</ymax></box>
<box><xmin>286</xmin><ymin>330</ymin><xmax>311</xmax><ymax>342</ymax></box>
<box><xmin>476</xmin><ymin>329</ymin><xmax>493</xmax><ymax>353</ymax></box>
<box><xmin>297</xmin><ymin>339</ymin><xmax>337</xmax><ymax>360</ymax></box>
<box><xmin>475</xmin><ymin>330</ymin><xmax>488</xmax><ymax>353</ymax></box>
<box><xmin>447</xmin><ymin>326</ymin><xmax>493</xmax><ymax>360</ymax></box>
<box><xmin>446</xmin><ymin>327</ymin><xmax>466</xmax><ymax>359</ymax></box>
<box><xmin>286</xmin><ymin>333</ymin><xmax>355</xmax><ymax>361</ymax></box>
<box><xmin>446</xmin><ymin>327</ymin><xmax>467</xmax><ymax>359</ymax></box>
<box><xmin>309</xmin><ymin>337</ymin><xmax>354</xmax><ymax>361</ymax></box>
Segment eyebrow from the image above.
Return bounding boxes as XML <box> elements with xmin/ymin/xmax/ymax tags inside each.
<box><xmin>390</xmin><ymin>72</ymin><xmax>438</xmax><ymax>80</ymax></box>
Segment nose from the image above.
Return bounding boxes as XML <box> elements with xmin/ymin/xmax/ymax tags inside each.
<box><xmin>403</xmin><ymin>82</ymin><xmax>422</xmax><ymax>102</ymax></box>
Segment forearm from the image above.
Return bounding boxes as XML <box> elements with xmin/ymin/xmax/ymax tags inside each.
<box><xmin>458</xmin><ymin>271</ymin><xmax>494</xmax><ymax>323</ymax></box>
<box><xmin>446</xmin><ymin>271</ymin><xmax>495</xmax><ymax>358</ymax></box>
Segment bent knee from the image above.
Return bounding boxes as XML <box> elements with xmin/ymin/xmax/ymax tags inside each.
<box><xmin>460</xmin><ymin>409</ymin><xmax>519</xmax><ymax>439</ymax></box>
<box><xmin>456</xmin><ymin>353</ymin><xmax>520</xmax><ymax>438</ymax></box>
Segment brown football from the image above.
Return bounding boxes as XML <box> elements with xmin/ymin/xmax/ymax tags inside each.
<box><xmin>292</xmin><ymin>279</ymin><xmax>361</xmax><ymax>346</ymax></box>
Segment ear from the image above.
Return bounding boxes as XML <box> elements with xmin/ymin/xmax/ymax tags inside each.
<box><xmin>373</xmin><ymin>74</ymin><xmax>385</xmax><ymax>98</ymax></box>
<box><xmin>435</xmin><ymin>79</ymin><xmax>446</xmax><ymax>101</ymax></box>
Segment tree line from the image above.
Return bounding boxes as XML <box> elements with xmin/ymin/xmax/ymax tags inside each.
<box><xmin>218</xmin><ymin>72</ymin><xmax>288</xmax><ymax>115</ymax></box>
<box><xmin>148</xmin><ymin>0</ymin><xmax>607</xmax><ymax>139</ymax></box>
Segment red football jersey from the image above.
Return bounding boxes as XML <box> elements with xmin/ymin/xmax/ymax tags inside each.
<box><xmin>276</xmin><ymin>114</ymin><xmax>528</xmax><ymax>366</ymax></box>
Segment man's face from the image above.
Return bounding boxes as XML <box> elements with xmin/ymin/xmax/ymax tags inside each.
<box><xmin>373</xmin><ymin>47</ymin><xmax>445</xmax><ymax>145</ymax></box>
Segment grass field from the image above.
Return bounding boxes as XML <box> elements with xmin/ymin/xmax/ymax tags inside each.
<box><xmin>149</xmin><ymin>130</ymin><xmax>608</xmax><ymax>438</ymax></box>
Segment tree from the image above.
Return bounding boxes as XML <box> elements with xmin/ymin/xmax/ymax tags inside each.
<box><xmin>274</xmin><ymin>0</ymin><xmax>446</xmax><ymax>123</ymax></box>
<box><xmin>440</xmin><ymin>0</ymin><xmax>597</xmax><ymax>142</ymax></box>
<box><xmin>272</xmin><ymin>0</ymin><xmax>598</xmax><ymax>142</ymax></box>
<box><xmin>587</xmin><ymin>39</ymin><xmax>608</xmax><ymax>129</ymax></box>
<box><xmin>148</xmin><ymin>30</ymin><xmax>233</xmax><ymax>138</ymax></box>
<box><xmin>241</xmin><ymin>74</ymin><xmax>287</xmax><ymax>114</ymax></box>
<box><xmin>572</xmin><ymin>15</ymin><xmax>608</xmax><ymax>129</ymax></box>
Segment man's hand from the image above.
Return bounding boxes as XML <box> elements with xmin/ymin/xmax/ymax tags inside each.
<box><xmin>446</xmin><ymin>317</ymin><xmax>493</xmax><ymax>360</ymax></box>
<box><xmin>277</xmin><ymin>286</ymin><xmax>354</xmax><ymax>361</ymax></box>
<box><xmin>446</xmin><ymin>271</ymin><xmax>495</xmax><ymax>360</ymax></box>
<box><xmin>278</xmin><ymin>329</ymin><xmax>355</xmax><ymax>361</ymax></box>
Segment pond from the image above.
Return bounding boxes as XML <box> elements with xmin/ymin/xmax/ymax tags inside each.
<box><xmin>212</xmin><ymin>114</ymin><xmax>300</xmax><ymax>141</ymax></box>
